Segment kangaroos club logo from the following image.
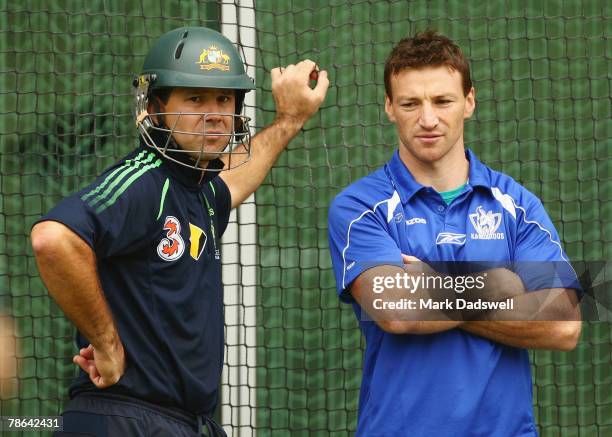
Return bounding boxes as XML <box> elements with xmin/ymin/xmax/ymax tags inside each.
<box><xmin>469</xmin><ymin>206</ymin><xmax>504</xmax><ymax>240</ymax></box>
<box><xmin>157</xmin><ymin>216</ymin><xmax>185</xmax><ymax>261</ymax></box>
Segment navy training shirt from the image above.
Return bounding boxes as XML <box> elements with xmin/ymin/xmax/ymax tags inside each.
<box><xmin>38</xmin><ymin>144</ymin><xmax>231</xmax><ymax>415</ymax></box>
<box><xmin>328</xmin><ymin>149</ymin><xmax>579</xmax><ymax>437</ymax></box>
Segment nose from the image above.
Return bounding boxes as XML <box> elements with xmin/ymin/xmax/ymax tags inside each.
<box><xmin>418</xmin><ymin>102</ymin><xmax>439</xmax><ymax>129</ymax></box>
<box><xmin>201</xmin><ymin>110</ymin><xmax>226</xmax><ymax>129</ymax></box>
<box><xmin>200</xmin><ymin>110</ymin><xmax>234</xmax><ymax>136</ymax></box>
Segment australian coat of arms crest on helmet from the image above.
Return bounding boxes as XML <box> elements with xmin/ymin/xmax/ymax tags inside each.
<box><xmin>195</xmin><ymin>45</ymin><xmax>231</xmax><ymax>71</ymax></box>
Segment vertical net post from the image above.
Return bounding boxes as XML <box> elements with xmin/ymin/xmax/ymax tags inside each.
<box><xmin>221</xmin><ymin>1</ymin><xmax>258</xmax><ymax>436</ymax></box>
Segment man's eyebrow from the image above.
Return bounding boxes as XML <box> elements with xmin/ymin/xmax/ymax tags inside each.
<box><xmin>394</xmin><ymin>94</ymin><xmax>420</xmax><ymax>100</ymax></box>
<box><xmin>396</xmin><ymin>92</ymin><xmax>459</xmax><ymax>100</ymax></box>
<box><xmin>433</xmin><ymin>94</ymin><xmax>458</xmax><ymax>99</ymax></box>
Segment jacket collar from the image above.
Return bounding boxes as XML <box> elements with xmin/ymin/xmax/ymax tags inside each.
<box><xmin>385</xmin><ymin>148</ymin><xmax>491</xmax><ymax>203</ymax></box>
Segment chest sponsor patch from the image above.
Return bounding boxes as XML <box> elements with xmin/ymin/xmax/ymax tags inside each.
<box><xmin>157</xmin><ymin>216</ymin><xmax>185</xmax><ymax>261</ymax></box>
<box><xmin>189</xmin><ymin>223</ymin><xmax>208</xmax><ymax>261</ymax></box>
<box><xmin>436</xmin><ymin>232</ymin><xmax>466</xmax><ymax>245</ymax></box>
<box><xmin>406</xmin><ymin>217</ymin><xmax>427</xmax><ymax>225</ymax></box>
<box><xmin>469</xmin><ymin>206</ymin><xmax>505</xmax><ymax>240</ymax></box>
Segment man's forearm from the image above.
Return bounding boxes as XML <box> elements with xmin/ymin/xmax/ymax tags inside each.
<box><xmin>220</xmin><ymin>116</ymin><xmax>303</xmax><ymax>208</ymax></box>
<box><xmin>459</xmin><ymin>288</ymin><xmax>582</xmax><ymax>350</ymax></box>
<box><xmin>31</xmin><ymin>221</ymin><xmax>122</xmax><ymax>351</ymax></box>
<box><xmin>353</xmin><ymin>264</ymin><xmax>465</xmax><ymax>334</ymax></box>
<box><xmin>220</xmin><ymin>60</ymin><xmax>329</xmax><ymax>208</ymax></box>
<box><xmin>460</xmin><ymin>320</ymin><xmax>581</xmax><ymax>351</ymax></box>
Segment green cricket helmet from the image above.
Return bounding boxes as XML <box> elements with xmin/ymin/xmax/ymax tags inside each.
<box><xmin>133</xmin><ymin>26</ymin><xmax>255</xmax><ymax>171</ymax></box>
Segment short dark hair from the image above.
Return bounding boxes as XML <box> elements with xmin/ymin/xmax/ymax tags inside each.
<box><xmin>151</xmin><ymin>87</ymin><xmax>173</xmax><ymax>104</ymax></box>
<box><xmin>384</xmin><ymin>29</ymin><xmax>472</xmax><ymax>98</ymax></box>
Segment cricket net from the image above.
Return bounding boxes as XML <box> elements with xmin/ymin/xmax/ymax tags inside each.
<box><xmin>0</xmin><ymin>1</ymin><xmax>609</xmax><ymax>436</ymax></box>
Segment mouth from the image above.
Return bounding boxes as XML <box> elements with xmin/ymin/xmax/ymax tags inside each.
<box><xmin>415</xmin><ymin>134</ymin><xmax>443</xmax><ymax>144</ymax></box>
<box><xmin>203</xmin><ymin>131</ymin><xmax>228</xmax><ymax>141</ymax></box>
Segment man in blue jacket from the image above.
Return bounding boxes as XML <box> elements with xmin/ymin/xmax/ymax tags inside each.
<box><xmin>328</xmin><ymin>30</ymin><xmax>580</xmax><ymax>437</ymax></box>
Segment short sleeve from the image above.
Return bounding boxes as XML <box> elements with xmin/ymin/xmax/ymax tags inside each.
<box><xmin>210</xmin><ymin>176</ymin><xmax>232</xmax><ymax>236</ymax></box>
<box><xmin>513</xmin><ymin>194</ymin><xmax>581</xmax><ymax>292</ymax></box>
<box><xmin>328</xmin><ymin>194</ymin><xmax>403</xmax><ymax>302</ymax></box>
<box><xmin>37</xmin><ymin>172</ymin><xmax>159</xmax><ymax>258</ymax></box>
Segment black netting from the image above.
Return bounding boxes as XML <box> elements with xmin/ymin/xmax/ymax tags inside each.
<box><xmin>0</xmin><ymin>1</ymin><xmax>609</xmax><ymax>436</ymax></box>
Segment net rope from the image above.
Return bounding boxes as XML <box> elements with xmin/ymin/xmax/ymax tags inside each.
<box><xmin>0</xmin><ymin>1</ymin><xmax>609</xmax><ymax>436</ymax></box>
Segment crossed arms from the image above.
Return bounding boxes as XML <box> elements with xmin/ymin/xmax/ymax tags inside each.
<box><xmin>350</xmin><ymin>260</ymin><xmax>581</xmax><ymax>351</ymax></box>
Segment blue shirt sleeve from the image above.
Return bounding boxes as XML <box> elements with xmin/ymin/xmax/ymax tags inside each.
<box><xmin>513</xmin><ymin>193</ymin><xmax>581</xmax><ymax>292</ymax></box>
<box><xmin>328</xmin><ymin>194</ymin><xmax>403</xmax><ymax>302</ymax></box>
<box><xmin>38</xmin><ymin>171</ymin><xmax>159</xmax><ymax>258</ymax></box>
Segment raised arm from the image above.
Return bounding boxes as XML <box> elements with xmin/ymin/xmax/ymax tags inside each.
<box><xmin>220</xmin><ymin>59</ymin><xmax>329</xmax><ymax>209</ymax></box>
<box><xmin>31</xmin><ymin>220</ymin><xmax>125</xmax><ymax>388</ymax></box>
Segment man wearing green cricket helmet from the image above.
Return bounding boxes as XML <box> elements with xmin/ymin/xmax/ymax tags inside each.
<box><xmin>134</xmin><ymin>26</ymin><xmax>257</xmax><ymax>171</ymax></box>
<box><xmin>32</xmin><ymin>26</ymin><xmax>328</xmax><ymax>436</ymax></box>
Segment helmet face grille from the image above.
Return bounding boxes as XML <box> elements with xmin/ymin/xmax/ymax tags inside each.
<box><xmin>135</xmin><ymin>97</ymin><xmax>252</xmax><ymax>171</ymax></box>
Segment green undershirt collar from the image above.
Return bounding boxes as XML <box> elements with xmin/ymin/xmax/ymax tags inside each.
<box><xmin>438</xmin><ymin>183</ymin><xmax>467</xmax><ymax>205</ymax></box>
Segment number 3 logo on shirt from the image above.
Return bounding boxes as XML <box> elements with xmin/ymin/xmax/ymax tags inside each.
<box><xmin>157</xmin><ymin>216</ymin><xmax>185</xmax><ymax>261</ymax></box>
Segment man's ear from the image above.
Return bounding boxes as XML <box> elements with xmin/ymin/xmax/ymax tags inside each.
<box><xmin>385</xmin><ymin>94</ymin><xmax>396</xmax><ymax>123</ymax></box>
<box><xmin>147</xmin><ymin>97</ymin><xmax>164</xmax><ymax>126</ymax></box>
<box><xmin>464</xmin><ymin>87</ymin><xmax>476</xmax><ymax>119</ymax></box>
